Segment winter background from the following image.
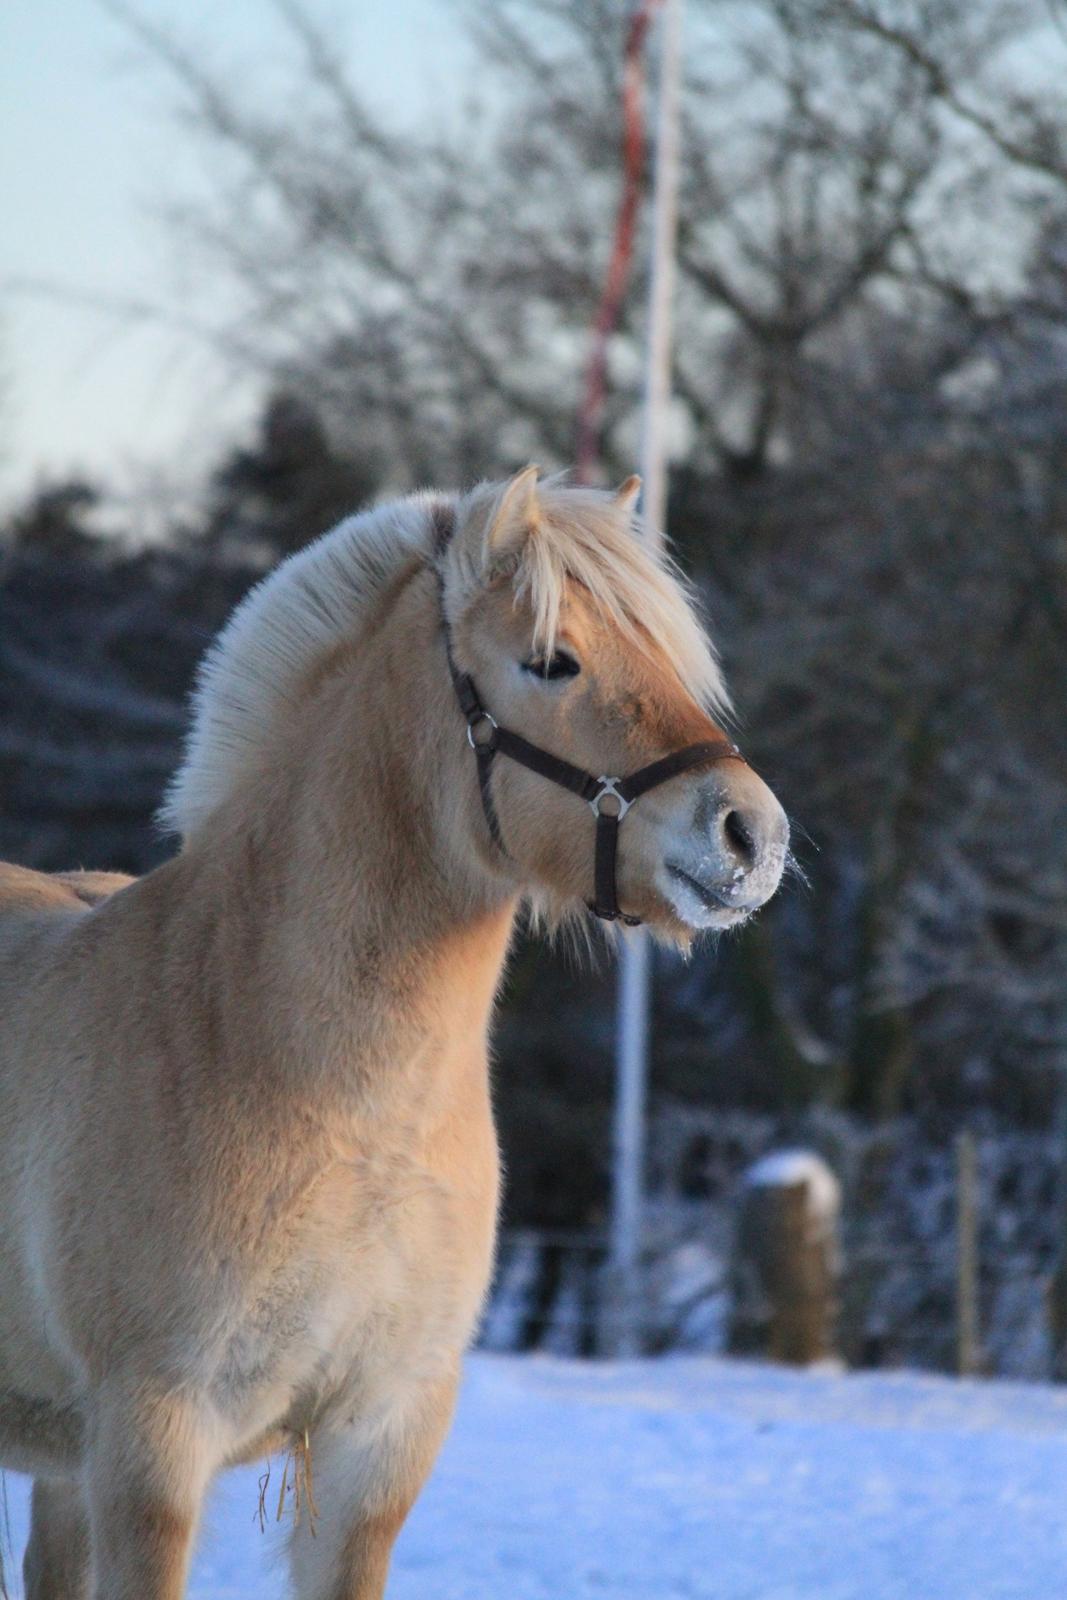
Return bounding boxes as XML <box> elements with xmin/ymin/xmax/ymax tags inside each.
<box><xmin>6</xmin><ymin>1354</ymin><xmax>1067</xmax><ymax>1598</ymax></box>
<box><xmin>3</xmin><ymin>0</ymin><xmax>1067</xmax><ymax>1594</ymax></box>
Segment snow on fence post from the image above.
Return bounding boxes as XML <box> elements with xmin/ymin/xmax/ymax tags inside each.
<box><xmin>956</xmin><ymin>1129</ymin><xmax>981</xmax><ymax>1377</ymax></box>
<box><xmin>728</xmin><ymin>1151</ymin><xmax>841</xmax><ymax>1366</ymax></box>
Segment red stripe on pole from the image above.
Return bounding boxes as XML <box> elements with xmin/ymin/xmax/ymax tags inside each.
<box><xmin>575</xmin><ymin>0</ymin><xmax>662</xmax><ymax>485</ymax></box>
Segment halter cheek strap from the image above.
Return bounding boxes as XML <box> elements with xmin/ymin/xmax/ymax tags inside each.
<box><xmin>440</xmin><ymin>593</ymin><xmax>745</xmax><ymax>925</ymax></box>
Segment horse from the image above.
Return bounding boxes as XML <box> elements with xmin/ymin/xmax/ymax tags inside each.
<box><xmin>0</xmin><ymin>467</ymin><xmax>788</xmax><ymax>1599</ymax></box>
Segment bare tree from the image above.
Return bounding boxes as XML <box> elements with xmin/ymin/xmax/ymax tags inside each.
<box><xmin>8</xmin><ymin>0</ymin><xmax>1067</xmax><ymax>1133</ymax></box>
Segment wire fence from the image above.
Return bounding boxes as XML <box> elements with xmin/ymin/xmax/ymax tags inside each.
<box><xmin>480</xmin><ymin>1131</ymin><xmax>1061</xmax><ymax>1379</ymax></box>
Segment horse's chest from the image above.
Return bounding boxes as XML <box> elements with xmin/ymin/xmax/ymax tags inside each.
<box><xmin>217</xmin><ymin>1137</ymin><xmax>497</xmax><ymax>1437</ymax></box>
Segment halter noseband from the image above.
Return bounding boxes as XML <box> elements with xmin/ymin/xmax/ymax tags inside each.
<box><xmin>433</xmin><ymin>507</ymin><xmax>746</xmax><ymax>925</ymax></box>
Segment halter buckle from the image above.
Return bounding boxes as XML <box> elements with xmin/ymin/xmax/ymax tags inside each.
<box><xmin>466</xmin><ymin>712</ymin><xmax>498</xmax><ymax>751</ymax></box>
<box><xmin>589</xmin><ymin>777</ymin><xmax>631</xmax><ymax>819</ymax></box>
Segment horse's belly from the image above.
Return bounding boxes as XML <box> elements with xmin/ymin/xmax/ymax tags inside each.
<box><xmin>0</xmin><ymin>1152</ymin><xmax>82</xmax><ymax>1406</ymax></box>
<box><xmin>0</xmin><ymin>1244</ymin><xmax>79</xmax><ymax>1406</ymax></box>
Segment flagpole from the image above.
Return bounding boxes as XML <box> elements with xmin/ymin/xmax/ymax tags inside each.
<box><xmin>608</xmin><ymin>0</ymin><xmax>684</xmax><ymax>1358</ymax></box>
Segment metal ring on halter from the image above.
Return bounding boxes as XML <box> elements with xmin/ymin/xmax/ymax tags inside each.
<box><xmin>466</xmin><ymin>712</ymin><xmax>498</xmax><ymax>750</ymax></box>
<box><xmin>589</xmin><ymin>777</ymin><xmax>631</xmax><ymax>819</ymax></box>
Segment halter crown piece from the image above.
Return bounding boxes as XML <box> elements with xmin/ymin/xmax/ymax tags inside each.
<box><xmin>433</xmin><ymin>507</ymin><xmax>745</xmax><ymax>925</ymax></box>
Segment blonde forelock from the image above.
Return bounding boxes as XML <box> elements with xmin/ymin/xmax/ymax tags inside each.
<box><xmin>512</xmin><ymin>482</ymin><xmax>729</xmax><ymax>716</ymax></box>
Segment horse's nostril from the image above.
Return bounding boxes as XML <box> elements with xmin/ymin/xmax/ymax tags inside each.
<box><xmin>722</xmin><ymin>807</ymin><xmax>756</xmax><ymax>868</ymax></box>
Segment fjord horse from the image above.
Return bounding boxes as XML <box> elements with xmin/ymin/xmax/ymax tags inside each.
<box><xmin>0</xmin><ymin>469</ymin><xmax>787</xmax><ymax>1597</ymax></box>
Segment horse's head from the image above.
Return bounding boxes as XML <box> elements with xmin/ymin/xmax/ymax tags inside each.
<box><xmin>439</xmin><ymin>468</ymin><xmax>788</xmax><ymax>942</ymax></box>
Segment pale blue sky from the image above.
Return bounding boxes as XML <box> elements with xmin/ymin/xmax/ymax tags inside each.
<box><xmin>4</xmin><ymin>4</ymin><xmax>1060</xmax><ymax>511</ymax></box>
<box><xmin>1</xmin><ymin>0</ymin><xmax>468</xmax><ymax>502</ymax></box>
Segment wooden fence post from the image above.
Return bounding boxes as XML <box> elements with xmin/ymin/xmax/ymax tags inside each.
<box><xmin>1046</xmin><ymin>1076</ymin><xmax>1067</xmax><ymax>1379</ymax></box>
<box><xmin>956</xmin><ymin>1129</ymin><xmax>981</xmax><ymax>1377</ymax></box>
<box><xmin>728</xmin><ymin>1151</ymin><xmax>841</xmax><ymax>1365</ymax></box>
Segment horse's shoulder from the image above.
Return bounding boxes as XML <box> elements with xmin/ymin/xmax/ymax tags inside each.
<box><xmin>0</xmin><ymin>862</ymin><xmax>136</xmax><ymax>920</ymax></box>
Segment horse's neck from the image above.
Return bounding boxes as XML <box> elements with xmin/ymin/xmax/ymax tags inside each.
<box><xmin>172</xmin><ymin>566</ymin><xmax>517</xmax><ymax>1100</ymax></box>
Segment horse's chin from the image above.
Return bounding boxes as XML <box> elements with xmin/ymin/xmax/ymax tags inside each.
<box><xmin>653</xmin><ymin>866</ymin><xmax>756</xmax><ymax>938</ymax></box>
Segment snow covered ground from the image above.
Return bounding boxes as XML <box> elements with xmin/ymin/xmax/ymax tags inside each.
<box><xmin>5</xmin><ymin>1354</ymin><xmax>1067</xmax><ymax>1598</ymax></box>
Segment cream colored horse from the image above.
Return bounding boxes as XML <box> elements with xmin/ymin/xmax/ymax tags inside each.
<box><xmin>0</xmin><ymin>469</ymin><xmax>787</xmax><ymax>1599</ymax></box>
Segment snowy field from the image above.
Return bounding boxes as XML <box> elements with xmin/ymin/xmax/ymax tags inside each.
<box><xmin>5</xmin><ymin>1354</ymin><xmax>1067</xmax><ymax>1598</ymax></box>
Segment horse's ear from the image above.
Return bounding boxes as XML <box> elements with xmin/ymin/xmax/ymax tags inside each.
<box><xmin>615</xmin><ymin>474</ymin><xmax>642</xmax><ymax>515</ymax></box>
<box><xmin>485</xmin><ymin>465</ymin><xmax>541</xmax><ymax>567</ymax></box>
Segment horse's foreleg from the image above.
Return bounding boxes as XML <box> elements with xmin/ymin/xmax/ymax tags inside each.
<box><xmin>23</xmin><ymin>1478</ymin><xmax>91</xmax><ymax>1600</ymax></box>
<box><xmin>289</xmin><ymin>1369</ymin><xmax>459</xmax><ymax>1600</ymax></box>
<box><xmin>84</xmin><ymin>1387</ymin><xmax>216</xmax><ymax>1600</ymax></box>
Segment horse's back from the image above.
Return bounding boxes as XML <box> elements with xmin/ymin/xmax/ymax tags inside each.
<box><xmin>0</xmin><ymin>857</ymin><xmax>136</xmax><ymax>1104</ymax></box>
<box><xmin>0</xmin><ymin>861</ymin><xmax>134</xmax><ymax>917</ymax></box>
<box><xmin>0</xmin><ymin>859</ymin><xmax>138</xmax><ymax>1108</ymax></box>
<box><xmin>0</xmin><ymin>859</ymin><xmax>137</xmax><ymax>1099</ymax></box>
<box><xmin>0</xmin><ymin>860</ymin><xmax>134</xmax><ymax>955</ymax></box>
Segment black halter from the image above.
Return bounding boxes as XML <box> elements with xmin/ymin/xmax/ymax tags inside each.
<box><xmin>434</xmin><ymin>518</ymin><xmax>745</xmax><ymax>924</ymax></box>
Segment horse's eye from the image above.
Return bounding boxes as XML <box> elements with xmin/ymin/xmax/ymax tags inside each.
<box><xmin>523</xmin><ymin>651</ymin><xmax>581</xmax><ymax>681</ymax></box>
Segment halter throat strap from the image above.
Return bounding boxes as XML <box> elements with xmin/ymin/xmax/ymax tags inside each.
<box><xmin>436</xmin><ymin>562</ymin><xmax>744</xmax><ymax>925</ymax></box>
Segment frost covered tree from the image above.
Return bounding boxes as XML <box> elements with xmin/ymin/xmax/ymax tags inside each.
<box><xmin>8</xmin><ymin>0</ymin><xmax>1067</xmax><ymax>1138</ymax></box>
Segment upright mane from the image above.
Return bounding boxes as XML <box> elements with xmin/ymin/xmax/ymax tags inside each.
<box><xmin>162</xmin><ymin>477</ymin><xmax>728</xmax><ymax>842</ymax></box>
